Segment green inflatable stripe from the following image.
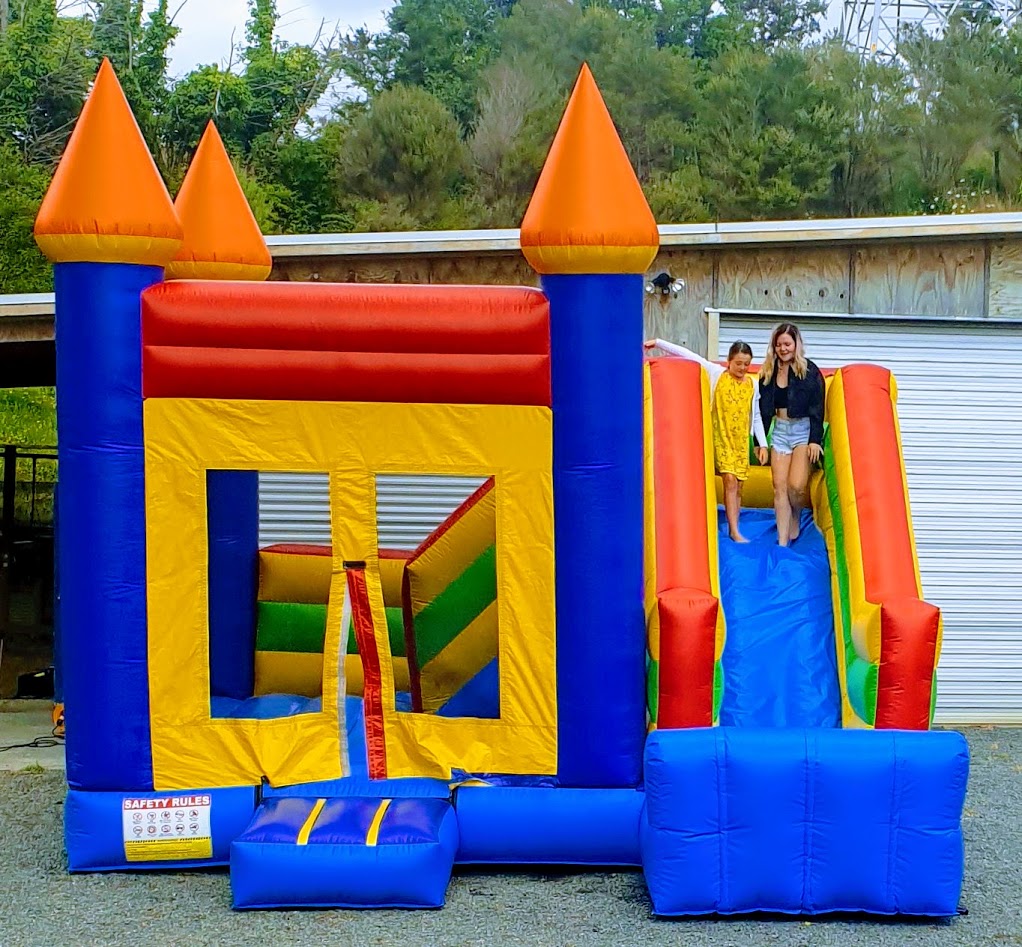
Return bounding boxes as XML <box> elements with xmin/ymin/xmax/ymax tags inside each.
<box><xmin>823</xmin><ymin>434</ymin><xmax>859</xmax><ymax>718</ymax></box>
<box><xmin>846</xmin><ymin>656</ymin><xmax>879</xmax><ymax>725</ymax></box>
<box><xmin>712</xmin><ymin>660</ymin><xmax>724</xmax><ymax>723</ymax></box>
<box><xmin>346</xmin><ymin>607</ymin><xmax>407</xmax><ymax>657</ymax></box>
<box><xmin>257</xmin><ymin>602</ymin><xmax>406</xmax><ymax>656</ymax></box>
<box><xmin>413</xmin><ymin>544</ymin><xmax>497</xmax><ymax>668</ymax></box>
<box><xmin>647</xmin><ymin>655</ymin><xmax>659</xmax><ymax>723</ymax></box>
<box><xmin>256</xmin><ymin>602</ymin><xmax>326</xmax><ymax>653</ymax></box>
<box><xmin>864</xmin><ymin>660</ymin><xmax>878</xmax><ymax>725</ymax></box>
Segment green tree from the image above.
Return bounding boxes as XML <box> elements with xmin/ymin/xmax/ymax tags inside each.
<box><xmin>496</xmin><ymin>0</ymin><xmax>702</xmax><ymax>177</ymax></box>
<box><xmin>591</xmin><ymin>39</ymin><xmax>701</xmax><ymax>181</ymax></box>
<box><xmin>0</xmin><ymin>0</ymin><xmax>178</xmax><ymax>162</ymax></box>
<box><xmin>0</xmin><ymin>1</ymin><xmax>92</xmax><ymax>162</ymax></box>
<box><xmin>249</xmin><ymin>128</ymin><xmax>343</xmax><ymax>233</ymax></box>
<box><xmin>165</xmin><ymin>65</ymin><xmax>254</xmax><ymax>158</ymax></box>
<box><xmin>336</xmin><ymin>27</ymin><xmax>402</xmax><ymax>99</ymax></box>
<box><xmin>335</xmin><ymin>84</ymin><xmax>470</xmax><ymax>226</ymax></box>
<box><xmin>388</xmin><ymin>0</ymin><xmax>500</xmax><ymax>127</ymax></box>
<box><xmin>900</xmin><ymin>17</ymin><xmax>1018</xmax><ymax>206</ymax></box>
<box><xmin>233</xmin><ymin>161</ymin><xmax>290</xmax><ymax>234</ymax></box>
<box><xmin>695</xmin><ymin>48</ymin><xmax>845</xmax><ymax>219</ymax></box>
<box><xmin>809</xmin><ymin>42</ymin><xmax>915</xmax><ymax>216</ymax></box>
<box><xmin>653</xmin><ymin>0</ymin><xmax>749</xmax><ymax>58</ymax></box>
<box><xmin>165</xmin><ymin>0</ymin><xmax>331</xmax><ymax>167</ymax></box>
<box><xmin>717</xmin><ymin>0</ymin><xmax>825</xmax><ymax>49</ymax></box>
<box><xmin>0</xmin><ymin>145</ymin><xmax>51</xmax><ymax>293</ymax></box>
<box><xmin>242</xmin><ymin>0</ymin><xmax>331</xmax><ymax>148</ymax></box>
<box><xmin>606</xmin><ymin>0</ymin><xmax>824</xmax><ymax>56</ymax></box>
<box><xmin>339</xmin><ymin>0</ymin><xmax>501</xmax><ymax>129</ymax></box>
<box><xmin>644</xmin><ymin>165</ymin><xmax>709</xmax><ymax>222</ymax></box>
<box><xmin>468</xmin><ymin>56</ymin><xmax>563</xmax><ymax>224</ymax></box>
<box><xmin>87</xmin><ymin>0</ymin><xmax>179</xmax><ymax>143</ymax></box>
<box><xmin>161</xmin><ymin>0</ymin><xmax>336</xmax><ymax>228</ymax></box>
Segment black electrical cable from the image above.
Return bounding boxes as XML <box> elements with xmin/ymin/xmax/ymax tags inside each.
<box><xmin>0</xmin><ymin>731</ymin><xmax>64</xmax><ymax>752</ymax></box>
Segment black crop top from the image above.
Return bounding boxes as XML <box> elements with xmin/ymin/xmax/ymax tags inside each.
<box><xmin>775</xmin><ymin>385</ymin><xmax>789</xmax><ymax>410</ymax></box>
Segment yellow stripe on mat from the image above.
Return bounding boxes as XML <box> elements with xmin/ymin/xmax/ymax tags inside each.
<box><xmin>297</xmin><ymin>798</ymin><xmax>327</xmax><ymax>845</ymax></box>
<box><xmin>366</xmin><ymin>799</ymin><xmax>392</xmax><ymax>847</ymax></box>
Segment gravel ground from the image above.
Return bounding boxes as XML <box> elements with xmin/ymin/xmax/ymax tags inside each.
<box><xmin>0</xmin><ymin>727</ymin><xmax>1019</xmax><ymax>947</ymax></box>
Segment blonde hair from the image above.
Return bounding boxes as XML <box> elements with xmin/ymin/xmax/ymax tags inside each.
<box><xmin>760</xmin><ymin>322</ymin><xmax>808</xmax><ymax>384</ymax></box>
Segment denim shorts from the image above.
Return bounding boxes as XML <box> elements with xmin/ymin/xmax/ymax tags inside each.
<box><xmin>771</xmin><ymin>417</ymin><xmax>811</xmax><ymax>454</ymax></box>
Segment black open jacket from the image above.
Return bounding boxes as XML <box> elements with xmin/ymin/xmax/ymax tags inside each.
<box><xmin>758</xmin><ymin>359</ymin><xmax>826</xmax><ymax>447</ymax></box>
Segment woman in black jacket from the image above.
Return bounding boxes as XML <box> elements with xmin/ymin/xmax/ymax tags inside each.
<box><xmin>758</xmin><ymin>323</ymin><xmax>825</xmax><ymax>546</ymax></box>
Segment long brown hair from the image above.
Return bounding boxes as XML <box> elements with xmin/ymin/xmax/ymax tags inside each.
<box><xmin>760</xmin><ymin>322</ymin><xmax>808</xmax><ymax>384</ymax></box>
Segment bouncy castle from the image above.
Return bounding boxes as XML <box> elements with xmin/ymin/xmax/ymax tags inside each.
<box><xmin>36</xmin><ymin>59</ymin><xmax>969</xmax><ymax>915</ymax></box>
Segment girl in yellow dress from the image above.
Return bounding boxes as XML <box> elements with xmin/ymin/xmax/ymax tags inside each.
<box><xmin>645</xmin><ymin>338</ymin><xmax>768</xmax><ymax>542</ymax></box>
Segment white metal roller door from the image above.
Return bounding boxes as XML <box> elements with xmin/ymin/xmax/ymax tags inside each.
<box><xmin>717</xmin><ymin>313</ymin><xmax>1022</xmax><ymax>724</ymax></box>
<box><xmin>257</xmin><ymin>473</ymin><xmax>486</xmax><ymax>551</ymax></box>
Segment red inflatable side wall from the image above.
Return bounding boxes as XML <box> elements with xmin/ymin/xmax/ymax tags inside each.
<box><xmin>141</xmin><ymin>281</ymin><xmax>552</xmax><ymax>406</ymax></box>
<box><xmin>648</xmin><ymin>358</ymin><xmax>719</xmax><ymax>728</ymax></box>
<box><xmin>841</xmin><ymin>364</ymin><xmax>938</xmax><ymax>730</ymax></box>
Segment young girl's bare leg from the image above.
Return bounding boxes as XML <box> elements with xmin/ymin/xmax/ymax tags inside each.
<box><xmin>722</xmin><ymin>473</ymin><xmax>747</xmax><ymax>542</ymax></box>
<box><xmin>771</xmin><ymin>451</ymin><xmax>793</xmax><ymax>546</ymax></box>
<box><xmin>787</xmin><ymin>446</ymin><xmax>811</xmax><ymax>541</ymax></box>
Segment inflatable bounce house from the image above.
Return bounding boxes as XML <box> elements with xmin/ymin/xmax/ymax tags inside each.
<box><xmin>36</xmin><ymin>59</ymin><xmax>969</xmax><ymax>915</ymax></box>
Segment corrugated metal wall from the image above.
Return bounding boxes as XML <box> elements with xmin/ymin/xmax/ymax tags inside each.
<box><xmin>257</xmin><ymin>473</ymin><xmax>485</xmax><ymax>551</ymax></box>
<box><xmin>718</xmin><ymin>314</ymin><xmax>1022</xmax><ymax>724</ymax></box>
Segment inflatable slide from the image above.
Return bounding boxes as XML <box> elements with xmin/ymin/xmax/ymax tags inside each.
<box><xmin>644</xmin><ymin>356</ymin><xmax>942</xmax><ymax>733</ymax></box>
<box><xmin>641</xmin><ymin>357</ymin><xmax>960</xmax><ymax>916</ymax></box>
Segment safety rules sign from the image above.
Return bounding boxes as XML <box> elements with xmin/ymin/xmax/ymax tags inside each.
<box><xmin>122</xmin><ymin>794</ymin><xmax>213</xmax><ymax>862</ymax></box>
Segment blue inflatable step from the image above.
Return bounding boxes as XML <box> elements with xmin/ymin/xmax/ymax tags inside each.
<box><xmin>231</xmin><ymin>796</ymin><xmax>459</xmax><ymax>909</ymax></box>
<box><xmin>641</xmin><ymin>727</ymin><xmax>969</xmax><ymax>917</ymax></box>
<box><xmin>455</xmin><ymin>785</ymin><xmax>644</xmax><ymax>865</ymax></box>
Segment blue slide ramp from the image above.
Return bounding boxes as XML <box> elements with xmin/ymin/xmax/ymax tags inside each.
<box><xmin>717</xmin><ymin>508</ymin><xmax>841</xmax><ymax>728</ymax></box>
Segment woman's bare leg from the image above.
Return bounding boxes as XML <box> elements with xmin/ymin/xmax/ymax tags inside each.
<box><xmin>771</xmin><ymin>451</ymin><xmax>793</xmax><ymax>546</ymax></box>
<box><xmin>722</xmin><ymin>473</ymin><xmax>746</xmax><ymax>542</ymax></box>
<box><xmin>787</xmin><ymin>445</ymin><xmax>811</xmax><ymax>541</ymax></box>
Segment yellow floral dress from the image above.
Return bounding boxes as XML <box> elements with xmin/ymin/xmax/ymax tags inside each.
<box><xmin>712</xmin><ymin>372</ymin><xmax>755</xmax><ymax>480</ymax></box>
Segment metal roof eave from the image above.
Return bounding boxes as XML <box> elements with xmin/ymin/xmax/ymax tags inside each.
<box><xmin>6</xmin><ymin>212</ymin><xmax>1022</xmax><ymax>317</ymax></box>
<box><xmin>265</xmin><ymin>213</ymin><xmax>1022</xmax><ymax>257</ymax></box>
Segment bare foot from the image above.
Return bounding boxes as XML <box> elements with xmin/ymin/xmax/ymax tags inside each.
<box><xmin>729</xmin><ymin>532</ymin><xmax>749</xmax><ymax>544</ymax></box>
<box><xmin>789</xmin><ymin>519</ymin><xmax>801</xmax><ymax>542</ymax></box>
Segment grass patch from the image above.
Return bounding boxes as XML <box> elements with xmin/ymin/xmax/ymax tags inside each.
<box><xmin>0</xmin><ymin>388</ymin><xmax>56</xmax><ymax>446</ymax></box>
<box><xmin>0</xmin><ymin>388</ymin><xmax>57</xmax><ymax>527</ymax></box>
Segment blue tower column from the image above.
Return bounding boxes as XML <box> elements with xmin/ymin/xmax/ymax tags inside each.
<box><xmin>52</xmin><ymin>483</ymin><xmax>61</xmax><ymax>706</ymax></box>
<box><xmin>206</xmin><ymin>469</ymin><xmax>259</xmax><ymax>703</ymax></box>
<box><xmin>544</xmin><ymin>273</ymin><xmax>647</xmax><ymax>787</ymax></box>
<box><xmin>55</xmin><ymin>262</ymin><xmax>161</xmax><ymax>791</ymax></box>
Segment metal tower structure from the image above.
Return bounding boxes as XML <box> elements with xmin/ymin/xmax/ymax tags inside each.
<box><xmin>842</xmin><ymin>0</ymin><xmax>1022</xmax><ymax>58</ymax></box>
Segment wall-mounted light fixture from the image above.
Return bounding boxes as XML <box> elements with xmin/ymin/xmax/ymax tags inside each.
<box><xmin>645</xmin><ymin>272</ymin><xmax>686</xmax><ymax>298</ymax></box>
